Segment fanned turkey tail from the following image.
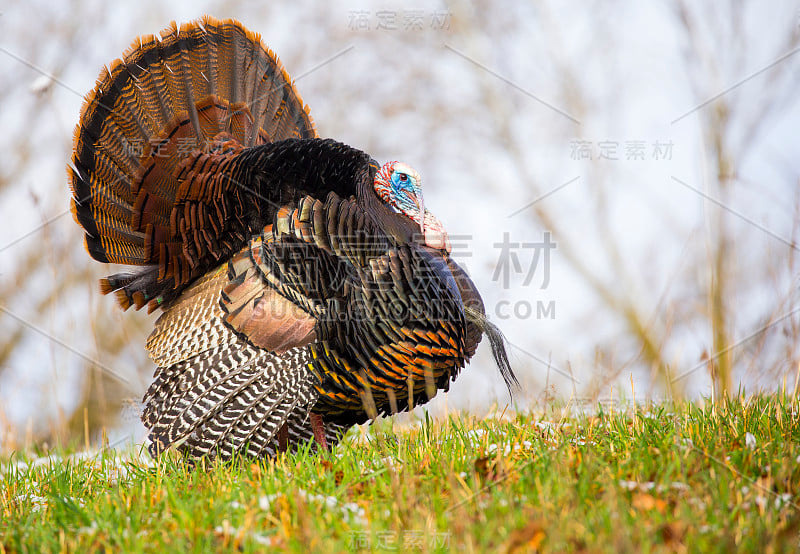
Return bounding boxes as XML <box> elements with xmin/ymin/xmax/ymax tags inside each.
<box><xmin>69</xmin><ymin>16</ymin><xmax>316</xmax><ymax>312</ymax></box>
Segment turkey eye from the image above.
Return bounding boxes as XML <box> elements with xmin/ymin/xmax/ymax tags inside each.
<box><xmin>398</xmin><ymin>173</ymin><xmax>408</xmax><ymax>182</ymax></box>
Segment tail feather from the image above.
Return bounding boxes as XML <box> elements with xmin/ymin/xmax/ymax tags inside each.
<box><xmin>70</xmin><ymin>16</ymin><xmax>317</xmax><ymax>311</ymax></box>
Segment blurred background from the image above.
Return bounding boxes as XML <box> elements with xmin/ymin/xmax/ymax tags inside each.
<box><xmin>1</xmin><ymin>0</ymin><xmax>799</xmax><ymax>451</ymax></box>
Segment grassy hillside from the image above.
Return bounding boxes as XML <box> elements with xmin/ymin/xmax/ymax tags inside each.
<box><xmin>1</xmin><ymin>395</ymin><xmax>799</xmax><ymax>552</ymax></box>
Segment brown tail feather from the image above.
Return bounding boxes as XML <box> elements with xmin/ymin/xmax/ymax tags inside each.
<box><xmin>70</xmin><ymin>16</ymin><xmax>316</xmax><ymax>311</ymax></box>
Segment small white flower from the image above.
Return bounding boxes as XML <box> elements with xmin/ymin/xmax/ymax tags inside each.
<box><xmin>381</xmin><ymin>456</ymin><xmax>400</xmax><ymax>469</ymax></box>
<box><xmin>618</xmin><ymin>480</ymin><xmax>638</xmax><ymax>491</ymax></box>
<box><xmin>688</xmin><ymin>497</ymin><xmax>707</xmax><ymax>510</ymax></box>
<box><xmin>341</xmin><ymin>502</ymin><xmax>367</xmax><ymax>525</ymax></box>
<box><xmin>77</xmin><ymin>521</ymin><xmax>99</xmax><ymax>536</ymax></box>
<box><xmin>774</xmin><ymin>494</ymin><xmax>792</xmax><ymax>509</ymax></box>
<box><xmin>258</xmin><ymin>494</ymin><xmax>278</xmax><ymax>511</ymax></box>
<box><xmin>535</xmin><ymin>421</ymin><xmax>554</xmax><ymax>433</ymax></box>
<box><xmin>745</xmin><ymin>432</ymin><xmax>756</xmax><ymax>449</ymax></box>
<box><xmin>252</xmin><ymin>533</ymin><xmax>276</xmax><ymax>546</ymax></box>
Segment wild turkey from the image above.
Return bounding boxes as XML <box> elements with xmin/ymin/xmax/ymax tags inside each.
<box><xmin>69</xmin><ymin>16</ymin><xmax>516</xmax><ymax>460</ymax></box>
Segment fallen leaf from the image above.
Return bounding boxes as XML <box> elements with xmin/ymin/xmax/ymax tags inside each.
<box><xmin>632</xmin><ymin>493</ymin><xmax>667</xmax><ymax>513</ymax></box>
<box><xmin>506</xmin><ymin>520</ymin><xmax>547</xmax><ymax>553</ymax></box>
<box><xmin>474</xmin><ymin>456</ymin><xmax>505</xmax><ymax>482</ymax></box>
<box><xmin>659</xmin><ymin>521</ymin><xmax>687</xmax><ymax>550</ymax></box>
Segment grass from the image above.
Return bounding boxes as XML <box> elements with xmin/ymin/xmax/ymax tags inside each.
<box><xmin>1</xmin><ymin>394</ymin><xmax>799</xmax><ymax>553</ymax></box>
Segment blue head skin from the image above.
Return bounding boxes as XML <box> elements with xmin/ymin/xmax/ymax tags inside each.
<box><xmin>388</xmin><ymin>162</ymin><xmax>425</xmax><ymax>233</ymax></box>
<box><xmin>373</xmin><ymin>161</ymin><xmax>450</xmax><ymax>251</ymax></box>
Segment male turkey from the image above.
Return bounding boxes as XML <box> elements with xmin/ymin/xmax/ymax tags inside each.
<box><xmin>70</xmin><ymin>16</ymin><xmax>516</xmax><ymax>460</ymax></box>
